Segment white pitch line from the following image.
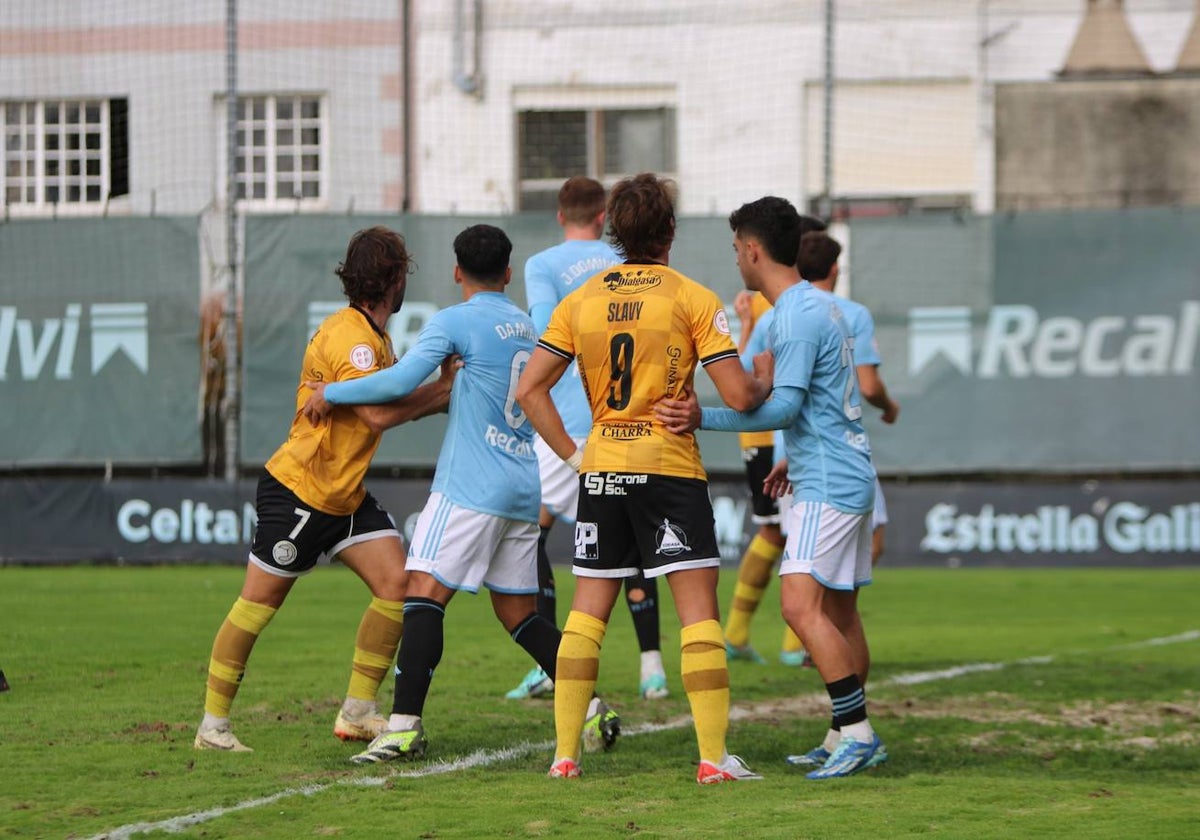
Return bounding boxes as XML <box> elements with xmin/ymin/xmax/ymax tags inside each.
<box><xmin>86</xmin><ymin>629</ymin><xmax>1199</xmax><ymax>840</ymax></box>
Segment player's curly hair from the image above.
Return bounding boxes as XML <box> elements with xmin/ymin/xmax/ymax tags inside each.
<box><xmin>606</xmin><ymin>173</ymin><xmax>677</xmax><ymax>262</ymax></box>
<box><xmin>336</xmin><ymin>226</ymin><xmax>413</xmax><ymax>307</ymax></box>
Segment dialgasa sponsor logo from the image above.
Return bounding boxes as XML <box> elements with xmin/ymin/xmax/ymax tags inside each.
<box><xmin>603</xmin><ymin>270</ymin><xmax>662</xmax><ymax>295</ymax></box>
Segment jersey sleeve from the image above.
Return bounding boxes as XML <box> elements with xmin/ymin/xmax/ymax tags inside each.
<box><xmin>322</xmin><ymin>319</ymin><xmax>389</xmax><ymax>384</ymax></box>
<box><xmin>850</xmin><ymin>305</ymin><xmax>881</xmax><ymax>367</ymax></box>
<box><xmin>537</xmin><ymin>298</ymin><xmax>575</xmax><ymax>361</ymax></box>
<box><xmin>740</xmin><ymin>308</ymin><xmax>774</xmax><ymax>371</ymax></box>
<box><xmin>691</xmin><ymin>285</ymin><xmax>739</xmax><ymax>367</ymax></box>
<box><xmin>524</xmin><ymin>253</ymin><xmax>559</xmax><ymax>315</ymax></box>
<box><xmin>771</xmin><ymin>307</ymin><xmax>820</xmax><ymax>393</ymax></box>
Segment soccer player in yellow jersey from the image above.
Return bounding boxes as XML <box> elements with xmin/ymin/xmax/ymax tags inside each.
<box><xmin>194</xmin><ymin>226</ymin><xmax>457</xmax><ymax>752</ymax></box>
<box><xmin>725</xmin><ymin>216</ymin><xmax>828</xmax><ymax>668</ymax></box>
<box><xmin>517</xmin><ymin>173</ymin><xmax>773</xmax><ymax>784</ymax></box>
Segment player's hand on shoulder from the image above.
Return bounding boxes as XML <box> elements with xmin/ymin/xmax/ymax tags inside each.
<box><xmin>654</xmin><ymin>387</ymin><xmax>701</xmax><ymax>434</ymax></box>
<box><xmin>301</xmin><ymin>381</ymin><xmax>333</xmax><ymax>425</ymax></box>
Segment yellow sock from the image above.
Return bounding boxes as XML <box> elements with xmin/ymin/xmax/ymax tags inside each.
<box><xmin>724</xmin><ymin>535</ymin><xmax>783</xmax><ymax>646</ymax></box>
<box><xmin>681</xmin><ymin>619</ymin><xmax>729</xmax><ymax>764</ymax></box>
<box><xmin>781</xmin><ymin>624</ymin><xmax>803</xmax><ymax>655</ymax></box>
<box><xmin>346</xmin><ymin>597</ymin><xmax>405</xmax><ymax>701</ymax></box>
<box><xmin>204</xmin><ymin>597</ymin><xmax>277</xmax><ymax>718</ymax></box>
<box><xmin>554</xmin><ymin>611</ymin><xmax>607</xmax><ymax>761</ymax></box>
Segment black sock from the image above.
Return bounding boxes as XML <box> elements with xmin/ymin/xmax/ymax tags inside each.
<box><xmin>624</xmin><ymin>571</ymin><xmax>661</xmax><ymax>653</ymax></box>
<box><xmin>536</xmin><ymin>526</ymin><xmax>557</xmax><ymax>626</ymax></box>
<box><xmin>510</xmin><ymin>612</ymin><xmax>562</xmax><ymax>681</ymax></box>
<box><xmin>826</xmin><ymin>674</ymin><xmax>867</xmax><ymax>728</ymax></box>
<box><xmin>391</xmin><ymin>598</ymin><xmax>445</xmax><ymax>717</ymax></box>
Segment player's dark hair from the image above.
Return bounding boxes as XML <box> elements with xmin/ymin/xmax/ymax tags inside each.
<box><xmin>336</xmin><ymin>226</ymin><xmax>412</xmax><ymax>307</ymax></box>
<box><xmin>606</xmin><ymin>173</ymin><xmax>676</xmax><ymax>262</ymax></box>
<box><xmin>727</xmin><ymin>196</ymin><xmax>809</xmax><ymax>267</ymax></box>
<box><xmin>454</xmin><ymin>224</ymin><xmax>513</xmax><ymax>285</ymax></box>
<box><xmin>797</xmin><ymin>231</ymin><xmax>842</xmax><ymax>282</ymax></box>
<box><xmin>558</xmin><ymin>176</ymin><xmax>607</xmax><ymax>226</ymax></box>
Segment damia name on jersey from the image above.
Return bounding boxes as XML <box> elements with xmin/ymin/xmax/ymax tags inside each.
<box><xmin>494</xmin><ymin>321</ymin><xmax>537</xmax><ymax>342</ymax></box>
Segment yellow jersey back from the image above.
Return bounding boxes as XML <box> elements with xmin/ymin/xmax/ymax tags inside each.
<box><xmin>540</xmin><ymin>263</ymin><xmax>737</xmax><ymax>480</ymax></box>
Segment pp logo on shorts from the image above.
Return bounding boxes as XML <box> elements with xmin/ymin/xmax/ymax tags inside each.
<box><xmin>574</xmin><ymin>521</ymin><xmax>599</xmax><ymax>560</ymax></box>
<box><xmin>272</xmin><ymin>540</ymin><xmax>298</xmax><ymax>566</ymax></box>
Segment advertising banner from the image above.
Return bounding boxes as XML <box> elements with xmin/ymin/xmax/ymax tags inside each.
<box><xmin>2</xmin><ymin>476</ymin><xmax>1196</xmax><ymax>567</ymax></box>
<box><xmin>0</xmin><ymin>218</ymin><xmax>202</xmax><ymax>465</ymax></box>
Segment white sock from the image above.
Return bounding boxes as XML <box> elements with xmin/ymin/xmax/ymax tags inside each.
<box><xmin>822</xmin><ymin>728</ymin><xmax>841</xmax><ymax>752</ymax></box>
<box><xmin>342</xmin><ymin>697</ymin><xmax>377</xmax><ymax>717</ymax></box>
<box><xmin>387</xmin><ymin>713</ymin><xmax>421</xmax><ymax>731</ymax></box>
<box><xmin>842</xmin><ymin>719</ymin><xmax>875</xmax><ymax>744</ymax></box>
<box><xmin>201</xmin><ymin>713</ymin><xmax>229</xmax><ymax>731</ymax></box>
<box><xmin>640</xmin><ymin>650</ymin><xmax>665</xmax><ymax>681</ymax></box>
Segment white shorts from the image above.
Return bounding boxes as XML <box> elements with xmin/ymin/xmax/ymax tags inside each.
<box><xmin>535</xmin><ymin>435</ymin><xmax>586</xmax><ymax>523</ymax></box>
<box><xmin>871</xmin><ymin>478</ymin><xmax>888</xmax><ymax>530</ymax></box>
<box><xmin>780</xmin><ymin>501</ymin><xmax>873</xmax><ymax>591</ymax></box>
<box><xmin>406</xmin><ymin>492</ymin><xmax>540</xmax><ymax>595</ymax></box>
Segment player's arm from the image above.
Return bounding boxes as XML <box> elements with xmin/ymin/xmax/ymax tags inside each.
<box><xmin>655</xmin><ymin>384</ymin><xmax>804</xmax><ymax>435</ymax></box>
<box><xmin>856</xmin><ymin>364</ymin><xmax>899</xmax><ymax>424</ymax></box>
<box><xmin>516</xmin><ymin>345</ymin><xmax>578</xmax><ymax>467</ymax></box>
<box><xmin>350</xmin><ymin>354</ymin><xmax>462</xmax><ymax>433</ymax></box>
<box><xmin>704</xmin><ymin>352</ymin><xmax>773</xmax><ymax>412</ymax></box>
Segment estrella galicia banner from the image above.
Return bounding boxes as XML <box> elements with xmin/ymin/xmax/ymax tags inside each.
<box><xmin>849</xmin><ymin>207</ymin><xmax>1200</xmax><ymax>474</ymax></box>
<box><xmin>2</xmin><ymin>476</ymin><xmax>1196</xmax><ymax>566</ymax></box>
<box><xmin>0</xmin><ymin>218</ymin><xmax>202</xmax><ymax>465</ymax></box>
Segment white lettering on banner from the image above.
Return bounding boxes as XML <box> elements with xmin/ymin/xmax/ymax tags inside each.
<box><xmin>483</xmin><ymin>424</ymin><xmax>533</xmax><ymax>457</ymax></box>
<box><xmin>922</xmin><ymin>502</ymin><xmax>1200</xmax><ymax>555</ymax></box>
<box><xmin>908</xmin><ymin>301</ymin><xmax>1199</xmax><ymax>379</ymax></box>
<box><xmin>0</xmin><ymin>303</ymin><xmax>148</xmax><ymax>381</ymax></box>
<box><xmin>117</xmin><ymin>499</ymin><xmax>257</xmax><ymax>545</ymax></box>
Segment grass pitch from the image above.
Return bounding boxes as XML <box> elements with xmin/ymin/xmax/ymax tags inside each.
<box><xmin>1</xmin><ymin>564</ymin><xmax>1197</xmax><ymax>839</ymax></box>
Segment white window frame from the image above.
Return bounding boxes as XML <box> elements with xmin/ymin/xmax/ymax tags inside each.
<box><xmin>2</xmin><ymin>98</ymin><xmax>124</xmax><ymax>217</ymax></box>
<box><xmin>218</xmin><ymin>93</ymin><xmax>329</xmax><ymax>212</ymax></box>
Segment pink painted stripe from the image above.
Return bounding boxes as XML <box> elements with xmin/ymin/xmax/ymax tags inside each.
<box><xmin>0</xmin><ymin>20</ymin><xmax>400</xmax><ymax>55</ymax></box>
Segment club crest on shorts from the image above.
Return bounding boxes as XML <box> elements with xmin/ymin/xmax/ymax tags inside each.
<box><xmin>655</xmin><ymin>519</ymin><xmax>691</xmax><ymax>556</ymax></box>
<box><xmin>272</xmin><ymin>539</ymin><xmax>298</xmax><ymax>566</ymax></box>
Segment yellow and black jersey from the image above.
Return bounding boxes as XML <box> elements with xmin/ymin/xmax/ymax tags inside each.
<box><xmin>265</xmin><ymin>306</ymin><xmax>396</xmax><ymax>515</ymax></box>
<box><xmin>740</xmin><ymin>291</ymin><xmax>774</xmax><ymax>450</ymax></box>
<box><xmin>539</xmin><ymin>262</ymin><xmax>738</xmax><ymax>480</ymax></box>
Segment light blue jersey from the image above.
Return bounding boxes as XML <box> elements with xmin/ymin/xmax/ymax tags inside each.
<box><xmin>524</xmin><ymin>239</ymin><xmax>620</xmax><ymax>438</ymax></box>
<box><xmin>770</xmin><ymin>282</ymin><xmax>874</xmax><ymax>513</ymax></box>
<box><xmin>324</xmin><ymin>292</ymin><xmax>540</xmax><ymax>522</ymax></box>
<box><xmin>831</xmin><ymin>296</ymin><xmax>881</xmax><ymax>367</ymax></box>
<box><xmin>740</xmin><ymin>308</ymin><xmax>775</xmax><ymax>372</ymax></box>
<box><xmin>702</xmin><ymin>282</ymin><xmax>874</xmax><ymax>514</ymax></box>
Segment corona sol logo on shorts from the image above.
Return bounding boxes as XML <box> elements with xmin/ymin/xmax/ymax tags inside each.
<box><xmin>655</xmin><ymin>519</ymin><xmax>691</xmax><ymax>556</ymax></box>
<box><xmin>602</xmin><ymin>270</ymin><xmax>662</xmax><ymax>295</ymax></box>
<box><xmin>272</xmin><ymin>539</ymin><xmax>298</xmax><ymax>566</ymax></box>
<box><xmin>349</xmin><ymin>344</ymin><xmax>376</xmax><ymax>371</ymax></box>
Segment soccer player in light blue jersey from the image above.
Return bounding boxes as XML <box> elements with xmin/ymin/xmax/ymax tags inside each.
<box><xmin>656</xmin><ymin>197</ymin><xmax>887</xmax><ymax>779</ymax></box>
<box><xmin>798</xmin><ymin>231</ymin><xmax>899</xmax><ymax>566</ymax></box>
<box><xmin>507</xmin><ymin>176</ymin><xmax>670</xmax><ymax>703</ymax></box>
<box><xmin>302</xmin><ymin>224</ymin><xmax>619</xmax><ymax>762</ymax></box>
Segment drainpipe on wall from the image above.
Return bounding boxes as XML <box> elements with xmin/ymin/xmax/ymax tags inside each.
<box><xmin>453</xmin><ymin>0</ymin><xmax>483</xmax><ymax>97</ymax></box>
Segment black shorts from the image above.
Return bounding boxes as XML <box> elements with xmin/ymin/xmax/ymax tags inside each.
<box><xmin>249</xmin><ymin>471</ymin><xmax>400</xmax><ymax>577</ymax></box>
<box><xmin>572</xmin><ymin>472</ymin><xmax>721</xmax><ymax>579</ymax></box>
<box><xmin>742</xmin><ymin>445</ymin><xmax>780</xmax><ymax>524</ymax></box>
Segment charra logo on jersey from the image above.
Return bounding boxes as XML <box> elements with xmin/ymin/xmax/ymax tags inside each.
<box><xmin>654</xmin><ymin>519</ymin><xmax>691</xmax><ymax>556</ymax></box>
<box><xmin>602</xmin><ymin>270</ymin><xmax>662</xmax><ymax>295</ymax></box>
<box><xmin>0</xmin><ymin>303</ymin><xmax>148</xmax><ymax>381</ymax></box>
<box><xmin>908</xmin><ymin>301</ymin><xmax>1199</xmax><ymax>379</ymax></box>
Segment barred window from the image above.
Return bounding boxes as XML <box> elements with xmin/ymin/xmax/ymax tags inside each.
<box><xmin>234</xmin><ymin>95</ymin><xmax>324</xmax><ymax>205</ymax></box>
<box><xmin>2</xmin><ymin>98</ymin><xmax>128</xmax><ymax>209</ymax></box>
<box><xmin>517</xmin><ymin>107</ymin><xmax>676</xmax><ymax>211</ymax></box>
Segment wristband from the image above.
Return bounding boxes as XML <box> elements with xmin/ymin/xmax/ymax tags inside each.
<box><xmin>565</xmin><ymin>448</ymin><xmax>583</xmax><ymax>471</ymax></box>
